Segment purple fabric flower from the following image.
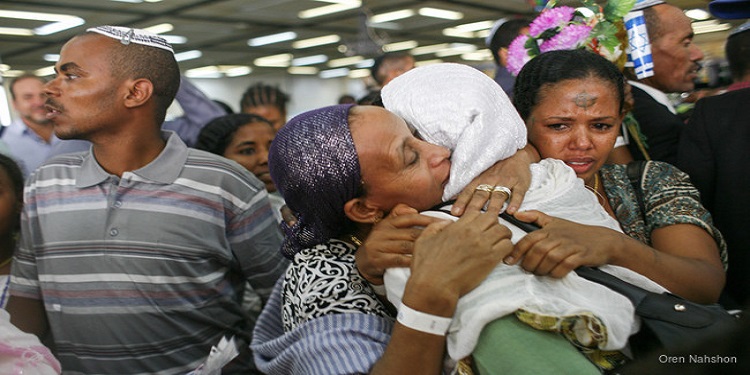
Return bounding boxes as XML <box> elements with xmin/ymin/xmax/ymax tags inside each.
<box><xmin>539</xmin><ymin>24</ymin><xmax>592</xmax><ymax>53</ymax></box>
<box><xmin>507</xmin><ymin>34</ymin><xmax>533</xmax><ymax>76</ymax></box>
<box><xmin>528</xmin><ymin>6</ymin><xmax>576</xmax><ymax>37</ymax></box>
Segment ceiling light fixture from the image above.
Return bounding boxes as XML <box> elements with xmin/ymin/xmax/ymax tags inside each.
<box><xmin>43</xmin><ymin>54</ymin><xmax>59</xmax><ymax>62</ymax></box>
<box><xmin>319</xmin><ymin>67</ymin><xmax>350</xmax><ymax>78</ymax></box>
<box><xmin>185</xmin><ymin>65</ymin><xmax>252</xmax><ymax>78</ymax></box>
<box><xmin>369</xmin><ymin>9</ymin><xmax>415</xmax><ymax>24</ymax></box>
<box><xmin>435</xmin><ymin>43</ymin><xmax>476</xmax><ymax>57</ymax></box>
<box><xmin>0</xmin><ymin>27</ymin><xmax>33</xmax><ymax>36</ymax></box>
<box><xmin>411</xmin><ymin>43</ymin><xmax>450</xmax><ymax>55</ymax></box>
<box><xmin>34</xmin><ymin>66</ymin><xmax>55</xmax><ymax>77</ymax></box>
<box><xmin>685</xmin><ymin>9</ymin><xmax>711</xmax><ymax>21</ymax></box>
<box><xmin>174</xmin><ymin>50</ymin><xmax>202</xmax><ymax>62</ymax></box>
<box><xmin>461</xmin><ymin>49</ymin><xmax>493</xmax><ymax>61</ymax></box>
<box><xmin>328</xmin><ymin>56</ymin><xmax>364</xmax><ymax>68</ymax></box>
<box><xmin>299</xmin><ymin>0</ymin><xmax>361</xmax><ymax>19</ymax></box>
<box><xmin>292</xmin><ymin>34</ymin><xmax>341</xmax><ymax>49</ymax></box>
<box><xmin>288</xmin><ymin>66</ymin><xmax>319</xmax><ymax>75</ymax></box>
<box><xmin>0</xmin><ymin>10</ymin><xmax>85</xmax><ymax>36</ymax></box>
<box><xmin>415</xmin><ymin>59</ymin><xmax>444</xmax><ymax>67</ymax></box>
<box><xmin>248</xmin><ymin>31</ymin><xmax>297</xmax><ymax>47</ymax></box>
<box><xmin>161</xmin><ymin>35</ymin><xmax>187</xmax><ymax>44</ymax></box>
<box><xmin>383</xmin><ymin>40</ymin><xmax>418</xmax><ymax>51</ymax></box>
<box><xmin>418</xmin><ymin>7</ymin><xmax>463</xmax><ymax>20</ymax></box>
<box><xmin>143</xmin><ymin>23</ymin><xmax>174</xmax><ymax>34</ymax></box>
<box><xmin>292</xmin><ymin>55</ymin><xmax>329</xmax><ymax>66</ymax></box>
<box><xmin>454</xmin><ymin>20</ymin><xmax>495</xmax><ymax>32</ymax></box>
<box><xmin>348</xmin><ymin>68</ymin><xmax>370</xmax><ymax>78</ymax></box>
<box><xmin>442</xmin><ymin>28</ymin><xmax>476</xmax><ymax>39</ymax></box>
<box><xmin>355</xmin><ymin>59</ymin><xmax>374</xmax><ymax>68</ymax></box>
<box><xmin>254</xmin><ymin>53</ymin><xmax>293</xmax><ymax>67</ymax></box>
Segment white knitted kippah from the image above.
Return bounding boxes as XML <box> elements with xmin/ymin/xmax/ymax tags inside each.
<box><xmin>630</xmin><ymin>0</ymin><xmax>665</xmax><ymax>11</ymax></box>
<box><xmin>86</xmin><ymin>25</ymin><xmax>174</xmax><ymax>54</ymax></box>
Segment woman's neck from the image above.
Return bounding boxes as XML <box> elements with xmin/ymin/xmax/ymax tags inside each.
<box><xmin>0</xmin><ymin>234</ymin><xmax>16</xmax><ymax>275</ymax></box>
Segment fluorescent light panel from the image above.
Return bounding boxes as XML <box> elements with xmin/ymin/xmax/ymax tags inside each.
<box><xmin>348</xmin><ymin>68</ymin><xmax>370</xmax><ymax>78</ymax></box>
<box><xmin>685</xmin><ymin>9</ymin><xmax>710</xmax><ymax>21</ymax></box>
<box><xmin>319</xmin><ymin>67</ymin><xmax>350</xmax><ymax>78</ymax></box>
<box><xmin>328</xmin><ymin>56</ymin><xmax>364</xmax><ymax>68</ymax></box>
<box><xmin>288</xmin><ymin>66</ymin><xmax>319</xmax><ymax>75</ymax></box>
<box><xmin>455</xmin><ymin>20</ymin><xmax>495</xmax><ymax>32</ymax></box>
<box><xmin>418</xmin><ymin>7</ymin><xmax>463</xmax><ymax>20</ymax></box>
<box><xmin>174</xmin><ymin>50</ymin><xmax>202</xmax><ymax>62</ymax></box>
<box><xmin>411</xmin><ymin>43</ymin><xmax>450</xmax><ymax>55</ymax></box>
<box><xmin>299</xmin><ymin>0</ymin><xmax>361</xmax><ymax>19</ymax></box>
<box><xmin>248</xmin><ymin>31</ymin><xmax>297</xmax><ymax>46</ymax></box>
<box><xmin>383</xmin><ymin>40</ymin><xmax>418</xmax><ymax>52</ymax></box>
<box><xmin>292</xmin><ymin>55</ymin><xmax>328</xmax><ymax>66</ymax></box>
<box><xmin>292</xmin><ymin>34</ymin><xmax>341</xmax><ymax>49</ymax></box>
<box><xmin>370</xmin><ymin>9</ymin><xmax>415</xmax><ymax>24</ymax></box>
<box><xmin>415</xmin><ymin>59</ymin><xmax>444</xmax><ymax>67</ymax></box>
<box><xmin>34</xmin><ymin>66</ymin><xmax>56</xmax><ymax>77</ymax></box>
<box><xmin>254</xmin><ymin>53</ymin><xmax>293</xmax><ymax>67</ymax></box>
<box><xmin>0</xmin><ymin>10</ymin><xmax>85</xmax><ymax>36</ymax></box>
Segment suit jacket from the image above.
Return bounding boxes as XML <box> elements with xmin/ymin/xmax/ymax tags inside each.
<box><xmin>629</xmin><ymin>85</ymin><xmax>684</xmax><ymax>165</ymax></box>
<box><xmin>677</xmin><ymin>88</ymin><xmax>750</xmax><ymax>307</ymax></box>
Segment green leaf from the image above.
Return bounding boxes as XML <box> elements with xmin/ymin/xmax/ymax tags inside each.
<box><xmin>603</xmin><ymin>0</ymin><xmax>636</xmax><ymax>21</ymax></box>
<box><xmin>525</xmin><ymin>36</ymin><xmax>541</xmax><ymax>57</ymax></box>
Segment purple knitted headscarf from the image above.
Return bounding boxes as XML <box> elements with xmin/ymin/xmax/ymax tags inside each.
<box><xmin>269</xmin><ymin>104</ymin><xmax>361</xmax><ymax>259</ymax></box>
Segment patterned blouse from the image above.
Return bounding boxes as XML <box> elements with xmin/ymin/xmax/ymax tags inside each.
<box><xmin>282</xmin><ymin>239</ymin><xmax>392</xmax><ymax>332</ymax></box>
<box><xmin>600</xmin><ymin>161</ymin><xmax>728</xmax><ymax>268</ymax></box>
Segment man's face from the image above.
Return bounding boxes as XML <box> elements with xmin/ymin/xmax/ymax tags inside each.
<box><xmin>644</xmin><ymin>5</ymin><xmax>704</xmax><ymax>93</ymax></box>
<box><xmin>43</xmin><ymin>35</ymin><xmax>124</xmax><ymax>141</ymax></box>
<box><xmin>11</xmin><ymin>77</ymin><xmax>50</xmax><ymax>127</ymax></box>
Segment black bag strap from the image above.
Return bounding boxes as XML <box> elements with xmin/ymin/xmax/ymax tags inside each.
<box><xmin>431</xmin><ymin>201</ymin><xmax>648</xmax><ymax>302</ymax></box>
<box><xmin>626</xmin><ymin>160</ymin><xmax>647</xmax><ymax>220</ymax></box>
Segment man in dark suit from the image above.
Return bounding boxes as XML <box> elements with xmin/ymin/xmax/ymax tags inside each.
<box><xmin>625</xmin><ymin>1</ymin><xmax>704</xmax><ymax>164</ymax></box>
<box><xmin>677</xmin><ymin>16</ymin><xmax>750</xmax><ymax>309</ymax></box>
<box><xmin>677</xmin><ymin>88</ymin><xmax>750</xmax><ymax>308</ymax></box>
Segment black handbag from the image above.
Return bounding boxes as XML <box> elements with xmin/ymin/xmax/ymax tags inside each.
<box><xmin>498</xmin><ymin>211</ymin><xmax>739</xmax><ymax>355</ymax></box>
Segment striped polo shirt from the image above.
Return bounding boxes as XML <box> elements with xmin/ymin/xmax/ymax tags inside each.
<box><xmin>10</xmin><ymin>131</ymin><xmax>288</xmax><ymax>375</ymax></box>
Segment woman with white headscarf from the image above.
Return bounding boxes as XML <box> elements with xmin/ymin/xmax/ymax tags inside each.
<box><xmin>377</xmin><ymin>63</ymin><xmax>666</xmax><ymax>372</ymax></box>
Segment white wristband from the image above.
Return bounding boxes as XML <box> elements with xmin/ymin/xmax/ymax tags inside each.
<box><xmin>397</xmin><ymin>303</ymin><xmax>452</xmax><ymax>336</ymax></box>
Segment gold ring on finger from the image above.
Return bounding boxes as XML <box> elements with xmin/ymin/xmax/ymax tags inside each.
<box><xmin>492</xmin><ymin>185</ymin><xmax>512</xmax><ymax>200</ymax></box>
<box><xmin>475</xmin><ymin>184</ymin><xmax>494</xmax><ymax>193</ymax></box>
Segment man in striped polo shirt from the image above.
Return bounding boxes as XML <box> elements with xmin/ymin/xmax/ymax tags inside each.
<box><xmin>7</xmin><ymin>26</ymin><xmax>287</xmax><ymax>374</ymax></box>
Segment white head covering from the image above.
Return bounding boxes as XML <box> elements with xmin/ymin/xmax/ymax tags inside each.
<box><xmin>381</xmin><ymin>63</ymin><xmax>527</xmax><ymax>201</ymax></box>
<box><xmin>86</xmin><ymin>25</ymin><xmax>174</xmax><ymax>54</ymax></box>
<box><xmin>630</xmin><ymin>0</ymin><xmax>665</xmax><ymax>11</ymax></box>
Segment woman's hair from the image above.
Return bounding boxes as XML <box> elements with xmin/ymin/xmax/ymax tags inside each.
<box><xmin>513</xmin><ymin>49</ymin><xmax>625</xmax><ymax>121</ymax></box>
<box><xmin>240</xmin><ymin>83</ymin><xmax>289</xmax><ymax>114</ymax></box>
<box><xmin>0</xmin><ymin>154</ymin><xmax>23</xmax><ymax>203</ymax></box>
<box><xmin>194</xmin><ymin>113</ymin><xmax>272</xmax><ymax>155</ymax></box>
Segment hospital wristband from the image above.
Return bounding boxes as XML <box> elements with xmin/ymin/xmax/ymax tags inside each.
<box><xmin>397</xmin><ymin>303</ymin><xmax>452</xmax><ymax>336</ymax></box>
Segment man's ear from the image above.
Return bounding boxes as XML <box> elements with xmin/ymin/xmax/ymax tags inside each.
<box><xmin>344</xmin><ymin>197</ymin><xmax>383</xmax><ymax>224</ymax></box>
<box><xmin>123</xmin><ymin>78</ymin><xmax>153</xmax><ymax>109</ymax></box>
<box><xmin>499</xmin><ymin>47</ymin><xmax>509</xmax><ymax>67</ymax></box>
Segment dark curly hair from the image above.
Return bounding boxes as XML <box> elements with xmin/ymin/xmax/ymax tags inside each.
<box><xmin>194</xmin><ymin>113</ymin><xmax>272</xmax><ymax>156</ymax></box>
<box><xmin>240</xmin><ymin>83</ymin><xmax>289</xmax><ymax>115</ymax></box>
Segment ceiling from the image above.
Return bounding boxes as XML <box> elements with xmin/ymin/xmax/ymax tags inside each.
<box><xmin>0</xmin><ymin>0</ymin><xmax>743</xmax><ymax>81</ymax></box>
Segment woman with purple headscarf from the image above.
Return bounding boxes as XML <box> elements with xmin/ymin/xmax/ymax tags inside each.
<box><xmin>252</xmin><ymin>103</ymin><xmax>514</xmax><ymax>374</ymax></box>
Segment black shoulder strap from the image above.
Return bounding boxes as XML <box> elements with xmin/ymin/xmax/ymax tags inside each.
<box><xmin>626</xmin><ymin>160</ymin><xmax>648</xmax><ymax>220</ymax></box>
<box><xmin>430</xmin><ymin>200</ymin><xmax>542</xmax><ymax>233</ymax></box>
